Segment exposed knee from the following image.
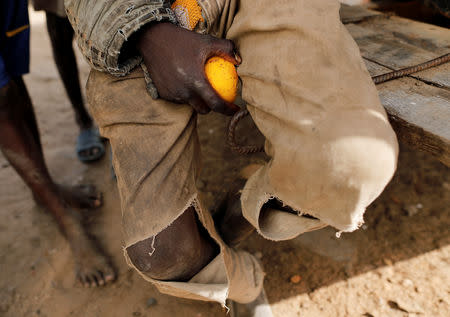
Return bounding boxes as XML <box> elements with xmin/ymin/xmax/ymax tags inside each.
<box><xmin>126</xmin><ymin>207</ymin><xmax>218</xmax><ymax>281</ymax></box>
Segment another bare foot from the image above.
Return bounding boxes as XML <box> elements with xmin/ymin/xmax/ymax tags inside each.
<box><xmin>35</xmin><ymin>189</ymin><xmax>114</xmax><ymax>287</ymax></box>
<box><xmin>68</xmin><ymin>220</ymin><xmax>116</xmax><ymax>287</ymax></box>
<box><xmin>58</xmin><ymin>184</ymin><xmax>102</xmax><ymax>209</ymax></box>
<box><xmin>34</xmin><ymin>184</ymin><xmax>102</xmax><ymax>209</ymax></box>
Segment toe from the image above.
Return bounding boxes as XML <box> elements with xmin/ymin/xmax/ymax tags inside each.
<box><xmin>92</xmin><ymin>193</ymin><xmax>102</xmax><ymax>208</ymax></box>
<box><xmin>83</xmin><ymin>185</ymin><xmax>102</xmax><ymax>208</ymax></box>
<box><xmin>76</xmin><ymin>185</ymin><xmax>103</xmax><ymax>208</ymax></box>
<box><xmin>90</xmin><ymin>274</ymin><xmax>99</xmax><ymax>287</ymax></box>
<box><xmin>76</xmin><ymin>274</ymin><xmax>84</xmax><ymax>287</ymax></box>
<box><xmin>103</xmin><ymin>268</ymin><xmax>116</xmax><ymax>283</ymax></box>
<box><xmin>82</xmin><ymin>275</ymin><xmax>92</xmax><ymax>288</ymax></box>
<box><xmin>96</xmin><ymin>271</ymin><xmax>105</xmax><ymax>286</ymax></box>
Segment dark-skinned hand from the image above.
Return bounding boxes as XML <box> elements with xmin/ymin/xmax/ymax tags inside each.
<box><xmin>136</xmin><ymin>22</ymin><xmax>241</xmax><ymax>115</ymax></box>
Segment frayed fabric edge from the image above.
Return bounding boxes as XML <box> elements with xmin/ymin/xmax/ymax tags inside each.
<box><xmin>122</xmin><ymin>193</ymin><xmax>229</xmax><ymax>306</ymax></box>
<box><xmin>122</xmin><ymin>192</ymin><xmax>264</xmax><ymax>305</ymax></box>
<box><xmin>245</xmin><ymin>189</ymin><xmax>363</xmax><ymax>242</ymax></box>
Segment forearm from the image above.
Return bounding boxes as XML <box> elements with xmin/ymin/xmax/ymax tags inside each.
<box><xmin>64</xmin><ymin>0</ymin><xmax>176</xmax><ymax>76</ymax></box>
<box><xmin>64</xmin><ymin>0</ymin><xmax>232</xmax><ymax>77</ymax></box>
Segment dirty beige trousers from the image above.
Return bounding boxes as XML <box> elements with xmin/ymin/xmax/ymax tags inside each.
<box><xmin>86</xmin><ymin>0</ymin><xmax>398</xmax><ymax>305</ymax></box>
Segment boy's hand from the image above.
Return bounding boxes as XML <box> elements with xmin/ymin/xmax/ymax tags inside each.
<box><xmin>137</xmin><ymin>22</ymin><xmax>241</xmax><ymax>115</ymax></box>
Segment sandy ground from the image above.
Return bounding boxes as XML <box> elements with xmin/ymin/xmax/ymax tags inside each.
<box><xmin>0</xmin><ymin>9</ymin><xmax>449</xmax><ymax>317</ymax></box>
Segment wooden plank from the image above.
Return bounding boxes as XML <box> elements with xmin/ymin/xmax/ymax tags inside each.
<box><xmin>378</xmin><ymin>79</ymin><xmax>450</xmax><ymax>145</ymax></box>
<box><xmin>339</xmin><ymin>4</ymin><xmax>382</xmax><ymax>24</ymax></box>
<box><xmin>382</xmin><ymin>83</ymin><xmax>450</xmax><ymax>166</ymax></box>
<box><xmin>345</xmin><ymin>21</ymin><xmax>450</xmax><ymax>88</ymax></box>
<box><xmin>341</xmin><ymin>4</ymin><xmax>450</xmax><ymax>53</ymax></box>
<box><xmin>363</xmin><ymin>57</ymin><xmax>392</xmax><ymax>77</ymax></box>
<box><xmin>360</xmin><ymin>15</ymin><xmax>450</xmax><ymax>55</ymax></box>
<box><xmin>362</xmin><ymin>60</ymin><xmax>450</xmax><ymax>166</ymax></box>
<box><xmin>340</xmin><ymin>5</ymin><xmax>450</xmax><ymax>164</ymax></box>
<box><xmin>346</xmin><ymin>23</ymin><xmax>439</xmax><ymax>68</ymax></box>
<box><xmin>412</xmin><ymin>63</ymin><xmax>450</xmax><ymax>88</ymax></box>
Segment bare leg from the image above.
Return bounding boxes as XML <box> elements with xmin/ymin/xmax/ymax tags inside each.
<box><xmin>45</xmin><ymin>12</ymin><xmax>105</xmax><ymax>162</ymax></box>
<box><xmin>45</xmin><ymin>12</ymin><xmax>92</xmax><ymax>130</ymax></box>
<box><xmin>14</xmin><ymin>78</ymin><xmax>43</xmax><ymax>152</ymax></box>
<box><xmin>0</xmin><ymin>78</ymin><xmax>115</xmax><ymax>287</ymax></box>
<box><xmin>126</xmin><ymin>207</ymin><xmax>218</xmax><ymax>281</ymax></box>
<box><xmin>13</xmin><ymin>78</ymin><xmax>102</xmax><ymax>209</ymax></box>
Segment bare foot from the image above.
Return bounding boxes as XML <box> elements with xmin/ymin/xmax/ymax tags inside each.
<box><xmin>34</xmin><ymin>189</ymin><xmax>113</xmax><ymax>287</ymax></box>
<box><xmin>69</xmin><ymin>223</ymin><xmax>116</xmax><ymax>287</ymax></box>
<box><xmin>34</xmin><ymin>184</ymin><xmax>102</xmax><ymax>209</ymax></box>
<box><xmin>58</xmin><ymin>184</ymin><xmax>102</xmax><ymax>209</ymax></box>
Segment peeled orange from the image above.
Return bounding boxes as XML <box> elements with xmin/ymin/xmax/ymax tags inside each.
<box><xmin>204</xmin><ymin>56</ymin><xmax>238</xmax><ymax>103</ymax></box>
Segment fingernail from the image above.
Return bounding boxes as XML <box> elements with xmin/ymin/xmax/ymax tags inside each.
<box><xmin>234</xmin><ymin>51</ymin><xmax>242</xmax><ymax>64</ymax></box>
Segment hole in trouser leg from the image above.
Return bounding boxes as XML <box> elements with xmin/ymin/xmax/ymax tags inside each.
<box><xmin>123</xmin><ymin>202</ymin><xmax>264</xmax><ymax>304</ymax></box>
<box><xmin>258</xmin><ymin>198</ymin><xmax>327</xmax><ymax>241</ymax></box>
<box><xmin>124</xmin><ymin>207</ymin><xmax>220</xmax><ymax>282</ymax></box>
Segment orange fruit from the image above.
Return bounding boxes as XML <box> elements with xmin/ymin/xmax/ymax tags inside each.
<box><xmin>204</xmin><ymin>56</ymin><xmax>238</xmax><ymax>103</ymax></box>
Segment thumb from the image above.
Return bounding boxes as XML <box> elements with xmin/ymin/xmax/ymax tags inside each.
<box><xmin>209</xmin><ymin>39</ymin><xmax>242</xmax><ymax>66</ymax></box>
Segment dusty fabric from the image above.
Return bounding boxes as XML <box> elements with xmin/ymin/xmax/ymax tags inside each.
<box><xmin>85</xmin><ymin>0</ymin><xmax>398</xmax><ymax>305</ymax></box>
<box><xmin>32</xmin><ymin>0</ymin><xmax>66</xmax><ymax>17</ymax></box>
<box><xmin>64</xmin><ymin>0</ymin><xmax>234</xmax><ymax>75</ymax></box>
<box><xmin>65</xmin><ymin>0</ymin><xmax>177</xmax><ymax>76</ymax></box>
<box><xmin>227</xmin><ymin>0</ymin><xmax>398</xmax><ymax>239</ymax></box>
<box><xmin>189</xmin><ymin>0</ymin><xmax>398</xmax><ymax>240</ymax></box>
<box><xmin>87</xmin><ymin>68</ymin><xmax>264</xmax><ymax>304</ymax></box>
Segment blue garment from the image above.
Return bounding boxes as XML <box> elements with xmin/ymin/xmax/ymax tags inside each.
<box><xmin>0</xmin><ymin>0</ymin><xmax>30</xmax><ymax>88</ymax></box>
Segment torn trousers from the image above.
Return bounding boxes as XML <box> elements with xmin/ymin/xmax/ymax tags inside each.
<box><xmin>86</xmin><ymin>0</ymin><xmax>398</xmax><ymax>305</ymax></box>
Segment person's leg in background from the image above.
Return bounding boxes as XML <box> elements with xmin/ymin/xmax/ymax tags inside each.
<box><xmin>0</xmin><ymin>0</ymin><xmax>114</xmax><ymax>287</ymax></box>
<box><xmin>0</xmin><ymin>75</ymin><xmax>115</xmax><ymax>287</ymax></box>
<box><xmin>45</xmin><ymin>10</ymin><xmax>105</xmax><ymax>163</ymax></box>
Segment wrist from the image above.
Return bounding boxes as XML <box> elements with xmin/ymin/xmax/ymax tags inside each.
<box><xmin>136</xmin><ymin>22</ymin><xmax>175</xmax><ymax>55</ymax></box>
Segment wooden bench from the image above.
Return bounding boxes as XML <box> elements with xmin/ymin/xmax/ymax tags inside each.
<box><xmin>340</xmin><ymin>4</ymin><xmax>450</xmax><ymax>166</ymax></box>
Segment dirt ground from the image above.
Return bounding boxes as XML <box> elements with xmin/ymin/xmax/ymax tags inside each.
<box><xmin>0</xmin><ymin>9</ymin><xmax>449</xmax><ymax>317</ymax></box>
